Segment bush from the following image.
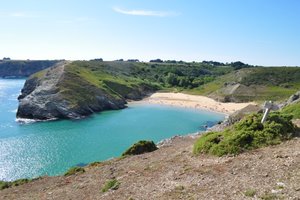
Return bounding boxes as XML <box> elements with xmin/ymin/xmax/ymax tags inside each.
<box><xmin>101</xmin><ymin>179</ymin><xmax>120</xmax><ymax>192</ymax></box>
<box><xmin>0</xmin><ymin>179</ymin><xmax>30</xmax><ymax>190</ymax></box>
<box><xmin>122</xmin><ymin>140</ymin><xmax>158</xmax><ymax>156</ymax></box>
<box><xmin>193</xmin><ymin>112</ymin><xmax>296</xmax><ymax>156</ymax></box>
<box><xmin>64</xmin><ymin>166</ymin><xmax>85</xmax><ymax>176</ymax></box>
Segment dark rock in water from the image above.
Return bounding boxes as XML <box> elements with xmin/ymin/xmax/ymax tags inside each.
<box><xmin>76</xmin><ymin>163</ymin><xmax>88</xmax><ymax>167</ymax></box>
<box><xmin>206</xmin><ymin>121</ymin><xmax>218</xmax><ymax>128</ymax></box>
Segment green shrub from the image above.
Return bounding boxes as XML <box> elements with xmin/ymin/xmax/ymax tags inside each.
<box><xmin>101</xmin><ymin>179</ymin><xmax>120</xmax><ymax>192</ymax></box>
<box><xmin>122</xmin><ymin>140</ymin><xmax>158</xmax><ymax>156</ymax></box>
<box><xmin>0</xmin><ymin>181</ymin><xmax>9</xmax><ymax>190</ymax></box>
<box><xmin>64</xmin><ymin>166</ymin><xmax>85</xmax><ymax>176</ymax></box>
<box><xmin>193</xmin><ymin>112</ymin><xmax>296</xmax><ymax>156</ymax></box>
<box><xmin>244</xmin><ymin>189</ymin><xmax>256</xmax><ymax>197</ymax></box>
<box><xmin>0</xmin><ymin>179</ymin><xmax>30</xmax><ymax>190</ymax></box>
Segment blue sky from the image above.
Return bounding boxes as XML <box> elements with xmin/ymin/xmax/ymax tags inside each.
<box><xmin>0</xmin><ymin>0</ymin><xmax>299</xmax><ymax>66</ymax></box>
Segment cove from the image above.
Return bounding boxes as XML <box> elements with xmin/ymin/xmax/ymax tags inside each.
<box><xmin>0</xmin><ymin>79</ymin><xmax>224</xmax><ymax>181</ymax></box>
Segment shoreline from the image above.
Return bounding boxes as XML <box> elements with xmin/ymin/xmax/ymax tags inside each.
<box><xmin>130</xmin><ymin>92</ymin><xmax>255</xmax><ymax>115</ymax></box>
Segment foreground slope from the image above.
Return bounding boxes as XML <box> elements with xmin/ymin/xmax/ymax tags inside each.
<box><xmin>0</xmin><ymin>136</ymin><xmax>299</xmax><ymax>199</ymax></box>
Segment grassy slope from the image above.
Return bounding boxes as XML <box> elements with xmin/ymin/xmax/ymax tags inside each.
<box><xmin>187</xmin><ymin>67</ymin><xmax>300</xmax><ymax>102</ymax></box>
<box><xmin>55</xmin><ymin>61</ymin><xmax>234</xmax><ymax>105</ymax></box>
<box><xmin>282</xmin><ymin>102</ymin><xmax>300</xmax><ymax>119</ymax></box>
<box><xmin>31</xmin><ymin>61</ymin><xmax>300</xmax><ymax>105</ymax></box>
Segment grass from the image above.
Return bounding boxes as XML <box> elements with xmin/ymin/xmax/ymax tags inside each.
<box><xmin>260</xmin><ymin>193</ymin><xmax>278</xmax><ymax>200</ymax></box>
<box><xmin>0</xmin><ymin>179</ymin><xmax>31</xmax><ymax>190</ymax></box>
<box><xmin>244</xmin><ymin>189</ymin><xmax>256</xmax><ymax>197</ymax></box>
<box><xmin>193</xmin><ymin>112</ymin><xmax>297</xmax><ymax>156</ymax></box>
<box><xmin>122</xmin><ymin>140</ymin><xmax>158</xmax><ymax>156</ymax></box>
<box><xmin>282</xmin><ymin>102</ymin><xmax>300</xmax><ymax>119</ymax></box>
<box><xmin>64</xmin><ymin>166</ymin><xmax>85</xmax><ymax>176</ymax></box>
<box><xmin>101</xmin><ymin>179</ymin><xmax>120</xmax><ymax>192</ymax></box>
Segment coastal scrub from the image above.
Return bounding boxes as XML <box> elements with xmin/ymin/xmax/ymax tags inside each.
<box><xmin>122</xmin><ymin>140</ymin><xmax>158</xmax><ymax>156</ymax></box>
<box><xmin>0</xmin><ymin>179</ymin><xmax>31</xmax><ymax>190</ymax></box>
<box><xmin>193</xmin><ymin>112</ymin><xmax>296</xmax><ymax>156</ymax></box>
<box><xmin>64</xmin><ymin>166</ymin><xmax>85</xmax><ymax>176</ymax></box>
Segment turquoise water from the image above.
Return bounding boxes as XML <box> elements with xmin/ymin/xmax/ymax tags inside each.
<box><xmin>0</xmin><ymin>79</ymin><xmax>224</xmax><ymax>181</ymax></box>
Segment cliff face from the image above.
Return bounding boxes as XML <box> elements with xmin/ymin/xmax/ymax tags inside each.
<box><xmin>17</xmin><ymin>62</ymin><xmax>156</xmax><ymax>120</ymax></box>
<box><xmin>0</xmin><ymin>60</ymin><xmax>61</xmax><ymax>78</ymax></box>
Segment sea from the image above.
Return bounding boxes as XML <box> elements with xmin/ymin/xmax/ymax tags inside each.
<box><xmin>0</xmin><ymin>79</ymin><xmax>224</xmax><ymax>181</ymax></box>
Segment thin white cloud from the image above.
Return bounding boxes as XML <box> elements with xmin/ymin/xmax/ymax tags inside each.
<box><xmin>9</xmin><ymin>12</ymin><xmax>35</xmax><ymax>18</ymax></box>
<box><xmin>57</xmin><ymin>17</ymin><xmax>94</xmax><ymax>24</ymax></box>
<box><xmin>113</xmin><ymin>7</ymin><xmax>179</xmax><ymax>17</ymax></box>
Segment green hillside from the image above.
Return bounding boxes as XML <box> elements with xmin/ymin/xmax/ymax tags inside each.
<box><xmin>187</xmin><ymin>67</ymin><xmax>300</xmax><ymax>102</ymax></box>
<box><xmin>48</xmin><ymin>61</ymin><xmax>300</xmax><ymax>104</ymax></box>
<box><xmin>59</xmin><ymin>60</ymin><xmax>235</xmax><ymax>101</ymax></box>
<box><xmin>18</xmin><ymin>60</ymin><xmax>300</xmax><ymax>120</ymax></box>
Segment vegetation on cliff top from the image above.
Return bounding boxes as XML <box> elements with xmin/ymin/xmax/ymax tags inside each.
<box><xmin>10</xmin><ymin>59</ymin><xmax>300</xmax><ymax>106</ymax></box>
<box><xmin>0</xmin><ymin>179</ymin><xmax>31</xmax><ymax>190</ymax></box>
<box><xmin>64</xmin><ymin>166</ymin><xmax>85</xmax><ymax>176</ymax></box>
<box><xmin>50</xmin><ymin>60</ymin><xmax>236</xmax><ymax>112</ymax></box>
<box><xmin>60</xmin><ymin>61</ymin><xmax>300</xmax><ymax>103</ymax></box>
<box><xmin>193</xmin><ymin>112</ymin><xmax>297</xmax><ymax>156</ymax></box>
<box><xmin>122</xmin><ymin>140</ymin><xmax>158</xmax><ymax>156</ymax></box>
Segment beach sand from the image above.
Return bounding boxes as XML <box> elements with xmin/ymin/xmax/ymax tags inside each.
<box><xmin>134</xmin><ymin>92</ymin><xmax>255</xmax><ymax>115</ymax></box>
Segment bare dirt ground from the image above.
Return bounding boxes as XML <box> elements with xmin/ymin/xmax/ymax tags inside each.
<box><xmin>1</xmin><ymin>135</ymin><xmax>299</xmax><ymax>200</ymax></box>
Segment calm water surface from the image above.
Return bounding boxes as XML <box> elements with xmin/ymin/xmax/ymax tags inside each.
<box><xmin>0</xmin><ymin>79</ymin><xmax>224</xmax><ymax>181</ymax></box>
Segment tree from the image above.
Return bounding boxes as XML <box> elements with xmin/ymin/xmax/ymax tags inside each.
<box><xmin>178</xmin><ymin>77</ymin><xmax>191</xmax><ymax>88</ymax></box>
<box><xmin>149</xmin><ymin>59</ymin><xmax>163</xmax><ymax>63</ymax></box>
<box><xmin>165</xmin><ymin>72</ymin><xmax>178</xmax><ymax>86</ymax></box>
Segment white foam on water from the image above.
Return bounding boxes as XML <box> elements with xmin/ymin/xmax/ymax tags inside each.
<box><xmin>16</xmin><ymin>117</ymin><xmax>57</xmax><ymax>124</ymax></box>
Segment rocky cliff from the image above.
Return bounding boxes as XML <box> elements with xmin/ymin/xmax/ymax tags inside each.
<box><xmin>17</xmin><ymin>61</ymin><xmax>156</xmax><ymax>120</ymax></box>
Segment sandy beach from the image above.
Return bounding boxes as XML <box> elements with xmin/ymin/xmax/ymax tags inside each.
<box><xmin>135</xmin><ymin>92</ymin><xmax>255</xmax><ymax>115</ymax></box>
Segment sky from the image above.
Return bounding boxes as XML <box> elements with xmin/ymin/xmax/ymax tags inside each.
<box><xmin>0</xmin><ymin>0</ymin><xmax>299</xmax><ymax>66</ymax></box>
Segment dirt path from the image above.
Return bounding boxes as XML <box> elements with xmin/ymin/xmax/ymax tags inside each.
<box><xmin>1</xmin><ymin>135</ymin><xmax>299</xmax><ymax>200</ymax></box>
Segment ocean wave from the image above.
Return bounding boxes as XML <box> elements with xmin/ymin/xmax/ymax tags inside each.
<box><xmin>16</xmin><ymin>117</ymin><xmax>57</xmax><ymax>124</ymax></box>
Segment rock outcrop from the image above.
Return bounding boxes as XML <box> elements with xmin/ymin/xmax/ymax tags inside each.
<box><xmin>16</xmin><ymin>62</ymin><xmax>155</xmax><ymax>120</ymax></box>
<box><xmin>278</xmin><ymin>90</ymin><xmax>300</xmax><ymax>109</ymax></box>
